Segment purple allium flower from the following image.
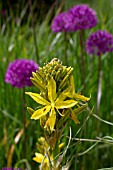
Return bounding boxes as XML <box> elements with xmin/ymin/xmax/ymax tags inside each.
<box><xmin>5</xmin><ymin>59</ymin><xmax>38</xmax><ymax>88</ymax></box>
<box><xmin>51</xmin><ymin>12</ymin><xmax>75</xmax><ymax>32</ymax></box>
<box><xmin>68</xmin><ymin>4</ymin><xmax>98</xmax><ymax>30</ymax></box>
<box><xmin>86</xmin><ymin>30</ymin><xmax>113</xmax><ymax>56</ymax></box>
<box><xmin>2</xmin><ymin>168</ymin><xmax>21</xmax><ymax>170</ymax></box>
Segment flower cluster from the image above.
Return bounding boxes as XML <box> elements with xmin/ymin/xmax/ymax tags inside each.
<box><xmin>26</xmin><ymin>58</ymin><xmax>90</xmax><ymax>133</ymax></box>
<box><xmin>51</xmin><ymin>4</ymin><xmax>98</xmax><ymax>32</ymax></box>
<box><xmin>5</xmin><ymin>59</ymin><xmax>38</xmax><ymax>88</ymax></box>
<box><xmin>69</xmin><ymin>4</ymin><xmax>98</xmax><ymax>30</ymax></box>
<box><xmin>86</xmin><ymin>30</ymin><xmax>113</xmax><ymax>56</ymax></box>
<box><xmin>26</xmin><ymin>59</ymin><xmax>90</xmax><ymax>168</ymax></box>
<box><xmin>33</xmin><ymin>136</ymin><xmax>64</xmax><ymax>169</ymax></box>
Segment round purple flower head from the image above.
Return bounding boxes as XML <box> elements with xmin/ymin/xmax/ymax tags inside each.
<box><xmin>86</xmin><ymin>30</ymin><xmax>113</xmax><ymax>56</ymax></box>
<box><xmin>51</xmin><ymin>12</ymin><xmax>75</xmax><ymax>33</ymax></box>
<box><xmin>2</xmin><ymin>168</ymin><xmax>21</xmax><ymax>170</ymax></box>
<box><xmin>5</xmin><ymin>59</ymin><xmax>38</xmax><ymax>88</ymax></box>
<box><xmin>68</xmin><ymin>4</ymin><xmax>98</xmax><ymax>30</ymax></box>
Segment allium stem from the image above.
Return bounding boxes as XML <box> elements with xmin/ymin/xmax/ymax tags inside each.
<box><xmin>96</xmin><ymin>54</ymin><xmax>102</xmax><ymax>169</ymax></box>
<box><xmin>22</xmin><ymin>87</ymin><xmax>27</xmax><ymax>162</ymax></box>
<box><xmin>97</xmin><ymin>55</ymin><xmax>102</xmax><ymax>117</ymax></box>
<box><xmin>64</xmin><ymin>32</ymin><xmax>68</xmax><ymax>66</ymax></box>
<box><xmin>79</xmin><ymin>30</ymin><xmax>85</xmax><ymax>92</ymax></box>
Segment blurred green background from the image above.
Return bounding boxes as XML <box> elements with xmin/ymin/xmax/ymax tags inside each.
<box><xmin>0</xmin><ymin>0</ymin><xmax>113</xmax><ymax>169</ymax></box>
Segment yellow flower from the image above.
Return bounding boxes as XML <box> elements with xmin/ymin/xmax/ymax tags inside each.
<box><xmin>33</xmin><ymin>137</ymin><xmax>65</xmax><ymax>170</ymax></box>
<box><xmin>33</xmin><ymin>152</ymin><xmax>51</xmax><ymax>170</ymax></box>
<box><xmin>26</xmin><ymin>76</ymin><xmax>78</xmax><ymax>132</ymax></box>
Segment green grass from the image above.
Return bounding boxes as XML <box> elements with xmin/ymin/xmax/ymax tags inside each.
<box><xmin>0</xmin><ymin>0</ymin><xmax>113</xmax><ymax>169</ymax></box>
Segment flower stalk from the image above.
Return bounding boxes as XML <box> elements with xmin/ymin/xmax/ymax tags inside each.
<box><xmin>26</xmin><ymin>58</ymin><xmax>90</xmax><ymax>169</ymax></box>
<box><xmin>79</xmin><ymin>30</ymin><xmax>86</xmax><ymax>92</ymax></box>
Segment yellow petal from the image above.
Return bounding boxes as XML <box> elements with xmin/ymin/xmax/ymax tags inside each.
<box><xmin>73</xmin><ymin>93</ymin><xmax>90</xmax><ymax>102</ymax></box>
<box><xmin>33</xmin><ymin>153</ymin><xmax>47</xmax><ymax>163</ymax></box>
<box><xmin>59</xmin><ymin>142</ymin><xmax>65</xmax><ymax>149</ymax></box>
<box><xmin>47</xmin><ymin>77</ymin><xmax>56</xmax><ymax>102</ymax></box>
<box><xmin>45</xmin><ymin>108</ymin><xmax>56</xmax><ymax>132</ymax></box>
<box><xmin>31</xmin><ymin>106</ymin><xmax>51</xmax><ymax>120</ymax></box>
<box><xmin>25</xmin><ymin>92</ymin><xmax>50</xmax><ymax>105</ymax></box>
<box><xmin>55</xmin><ymin>100</ymin><xmax>78</xmax><ymax>109</ymax></box>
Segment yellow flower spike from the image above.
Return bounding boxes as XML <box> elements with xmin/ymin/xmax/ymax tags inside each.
<box><xmin>26</xmin><ymin>59</ymin><xmax>90</xmax><ymax>132</ymax></box>
<box><xmin>26</xmin><ymin>76</ymin><xmax>78</xmax><ymax>132</ymax></box>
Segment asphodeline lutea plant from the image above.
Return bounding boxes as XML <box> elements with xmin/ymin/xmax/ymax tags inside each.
<box><xmin>26</xmin><ymin>58</ymin><xmax>90</xmax><ymax>169</ymax></box>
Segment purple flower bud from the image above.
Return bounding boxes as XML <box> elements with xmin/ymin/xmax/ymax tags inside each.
<box><xmin>5</xmin><ymin>59</ymin><xmax>38</xmax><ymax>88</ymax></box>
<box><xmin>86</xmin><ymin>30</ymin><xmax>113</xmax><ymax>56</ymax></box>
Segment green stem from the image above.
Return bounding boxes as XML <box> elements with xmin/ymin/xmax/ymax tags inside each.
<box><xmin>53</xmin><ymin>140</ymin><xmax>59</xmax><ymax>167</ymax></box>
<box><xmin>22</xmin><ymin>87</ymin><xmax>26</xmax><ymax>162</ymax></box>
<box><xmin>97</xmin><ymin>55</ymin><xmax>102</xmax><ymax>117</ymax></box>
<box><xmin>95</xmin><ymin>54</ymin><xmax>102</xmax><ymax>169</ymax></box>
<box><xmin>79</xmin><ymin>30</ymin><xmax>85</xmax><ymax>92</ymax></box>
<box><xmin>79</xmin><ymin>29</ymin><xmax>87</xmax><ymax>169</ymax></box>
<box><xmin>64</xmin><ymin>32</ymin><xmax>68</xmax><ymax>66</ymax></box>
